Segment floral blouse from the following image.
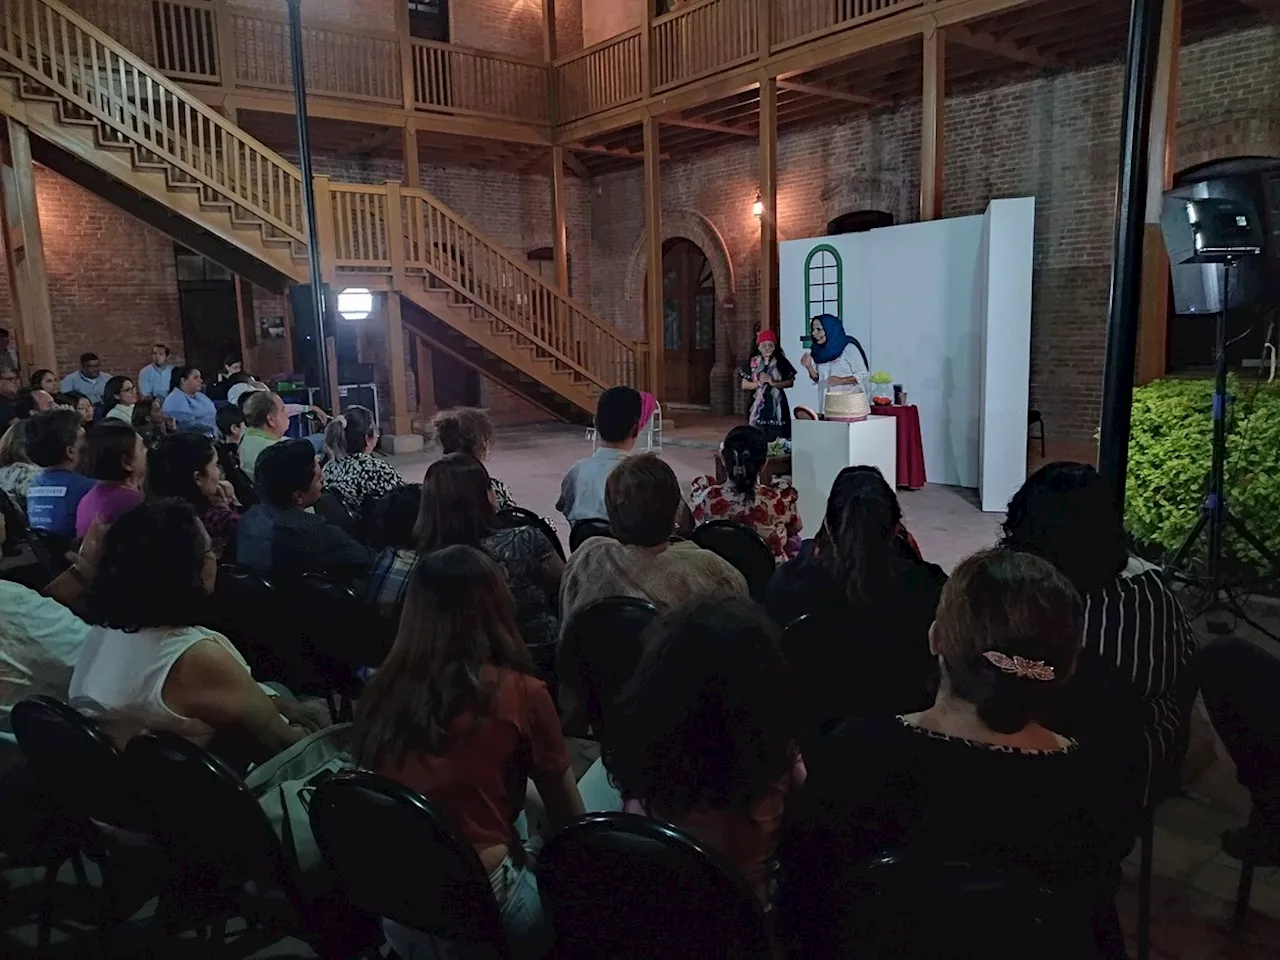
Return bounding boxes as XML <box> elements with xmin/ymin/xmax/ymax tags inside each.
<box><xmin>322</xmin><ymin>452</ymin><xmax>404</xmax><ymax>519</ymax></box>
<box><xmin>690</xmin><ymin>476</ymin><xmax>802</xmax><ymax>564</ymax></box>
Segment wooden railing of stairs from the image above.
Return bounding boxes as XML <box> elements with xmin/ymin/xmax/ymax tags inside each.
<box><xmin>0</xmin><ymin>0</ymin><xmax>645</xmax><ymax>419</ymax></box>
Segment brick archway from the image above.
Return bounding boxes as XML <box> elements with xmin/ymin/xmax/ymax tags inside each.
<box><xmin>819</xmin><ymin>175</ymin><xmax>912</xmax><ymax>227</ymax></box>
<box><xmin>1175</xmin><ymin>111</ymin><xmax>1280</xmax><ymax>171</ymax></box>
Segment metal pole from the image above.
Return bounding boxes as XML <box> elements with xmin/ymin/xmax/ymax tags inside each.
<box><xmin>287</xmin><ymin>0</ymin><xmax>331</xmax><ymax>411</ymax></box>
<box><xmin>1097</xmin><ymin>0</ymin><xmax>1166</xmax><ymax>513</ymax></box>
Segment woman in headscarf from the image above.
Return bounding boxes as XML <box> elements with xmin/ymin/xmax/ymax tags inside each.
<box><xmin>740</xmin><ymin>329</ymin><xmax>796</xmax><ymax>442</ymax></box>
<box><xmin>799</xmin><ymin>314</ymin><xmax>868</xmax><ymax>415</ymax></box>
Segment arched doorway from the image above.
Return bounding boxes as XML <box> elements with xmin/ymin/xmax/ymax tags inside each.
<box><xmin>659</xmin><ymin>238</ymin><xmax>715</xmax><ymax>405</ymax></box>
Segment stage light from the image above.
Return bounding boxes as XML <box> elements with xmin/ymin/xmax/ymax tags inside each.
<box><xmin>752</xmin><ymin>192</ymin><xmax>764</xmax><ymax>218</ymax></box>
<box><xmin>338</xmin><ymin>287</ymin><xmax>373</xmax><ymax>321</ymax></box>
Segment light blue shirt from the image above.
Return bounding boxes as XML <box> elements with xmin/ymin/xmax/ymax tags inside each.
<box><xmin>162</xmin><ymin>389</ymin><xmax>218</xmax><ymax>436</ymax></box>
<box><xmin>59</xmin><ymin>370</ymin><xmax>112</xmax><ymax>404</ymax></box>
<box><xmin>138</xmin><ymin>363</ymin><xmax>174</xmax><ymax>399</ymax></box>
<box><xmin>556</xmin><ymin>446</ymin><xmax>630</xmax><ymax>524</ymax></box>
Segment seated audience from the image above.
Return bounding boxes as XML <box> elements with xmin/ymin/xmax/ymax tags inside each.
<box><xmin>691</xmin><ymin>425</ymin><xmax>801</xmax><ymax>563</ymax></box>
<box><xmin>137</xmin><ymin>343</ymin><xmax>174</xmax><ymax>400</ymax></box>
<box><xmin>60</xmin><ymin>391</ymin><xmax>95</xmax><ymax>426</ymax></box>
<box><xmin>0</xmin><ymin>367</ymin><xmax>18</xmax><ymax>432</ymax></box>
<box><xmin>26</xmin><ymin>409</ymin><xmax>95</xmax><ymax>539</ymax></box>
<box><xmin>214</xmin><ymin>405</ymin><xmax>254</xmax><ymax>506</ymax></box>
<box><xmin>74</xmin><ymin>423</ymin><xmax>146</xmax><ymax>537</ymax></box>
<box><xmin>766</xmin><ymin>465</ymin><xmax>946</xmax><ymax>725</ymax></box>
<box><xmin>237</xmin><ymin>438</ymin><xmax>372</xmax><ymax>583</ymax></box>
<box><xmin>70</xmin><ymin>499</ymin><xmax>312</xmax><ymax>761</ymax></box>
<box><xmin>239</xmin><ymin>390</ymin><xmax>290</xmax><ymax>481</ymax></box>
<box><xmin>321</xmin><ymin>405</ymin><xmax>404</xmax><ymax>519</ymax></box>
<box><xmin>364</xmin><ymin>484</ymin><xmax>421</xmax><ymax>620</ymax></box>
<box><xmin>217</xmin><ymin>405</ymin><xmax>245</xmax><ymax>446</ymax></box>
<box><xmin>560</xmin><ymin>453</ymin><xmax>747</xmax><ymax>628</ymax></box>
<box><xmin>592</xmin><ymin>599</ymin><xmax>803</xmax><ymax>905</ymax></box>
<box><xmin>132</xmin><ymin>396</ymin><xmax>172</xmax><ymax>448</ymax></box>
<box><xmin>14</xmin><ymin>386</ymin><xmax>54</xmax><ymax>421</ymax></box>
<box><xmin>162</xmin><ymin>365</ymin><xmax>217</xmax><ymax>437</ymax></box>
<box><xmin>150</xmin><ymin>432</ymin><xmax>242</xmax><ymax>544</ymax></box>
<box><xmin>353</xmin><ymin>545</ymin><xmax>584</xmax><ymax>960</ymax></box>
<box><xmin>434</xmin><ymin>406</ymin><xmax>518</xmax><ymax>510</ymax></box>
<box><xmin>29</xmin><ymin>369</ymin><xmax>58</xmax><ymax>396</ymax></box>
<box><xmin>101</xmin><ymin>375</ymin><xmax>138</xmax><ymax>424</ymax></box>
<box><xmin>208</xmin><ymin>353</ymin><xmax>244</xmax><ymax>402</ymax></box>
<box><xmin>557</xmin><ymin>386</ymin><xmax>641</xmax><ymax>526</ymax></box>
<box><xmin>60</xmin><ymin>352</ymin><xmax>112</xmax><ymax>405</ymax></box>
<box><xmin>0</xmin><ymin>421</ymin><xmax>41</xmax><ymax>513</ymax></box>
<box><xmin>418</xmin><ymin>454</ymin><xmax>562</xmax><ymax>651</ymax></box>
<box><xmin>1000</xmin><ymin>462</ymin><xmax>1199</xmax><ymax>809</ymax></box>
<box><xmin>780</xmin><ymin>548</ymin><xmax>1133</xmax><ymax>957</ymax></box>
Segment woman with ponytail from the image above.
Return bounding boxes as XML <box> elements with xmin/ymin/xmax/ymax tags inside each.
<box><xmin>320</xmin><ymin>404</ymin><xmax>404</xmax><ymax>519</ymax></box>
<box><xmin>690</xmin><ymin>425</ymin><xmax>801</xmax><ymax>563</ymax></box>
<box><xmin>765</xmin><ymin>465</ymin><xmax>946</xmax><ymax>721</ymax></box>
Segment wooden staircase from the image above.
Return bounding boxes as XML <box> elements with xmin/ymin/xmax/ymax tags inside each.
<box><xmin>0</xmin><ymin>0</ymin><xmax>645</xmax><ymax>418</ymax></box>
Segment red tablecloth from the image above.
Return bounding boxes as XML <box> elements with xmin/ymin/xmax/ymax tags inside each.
<box><xmin>870</xmin><ymin>404</ymin><xmax>926</xmax><ymax>490</ymax></box>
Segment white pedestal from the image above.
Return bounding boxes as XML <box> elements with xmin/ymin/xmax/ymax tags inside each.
<box><xmin>792</xmin><ymin>418</ymin><xmax>898</xmax><ymax>537</ymax></box>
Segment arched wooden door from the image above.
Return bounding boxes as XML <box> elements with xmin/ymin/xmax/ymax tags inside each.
<box><xmin>660</xmin><ymin>238</ymin><xmax>715</xmax><ymax>405</ymax></box>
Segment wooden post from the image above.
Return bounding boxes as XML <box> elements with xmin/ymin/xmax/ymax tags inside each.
<box><xmin>312</xmin><ymin>175</ymin><xmax>337</xmax><ymax>283</ymax></box>
<box><xmin>0</xmin><ymin>117</ymin><xmax>56</xmax><ymax>374</ymax></box>
<box><xmin>643</xmin><ymin>114</ymin><xmax>664</xmax><ymax>398</ymax></box>
<box><xmin>1138</xmin><ymin>0</ymin><xmax>1182</xmax><ymax>385</ymax></box>
<box><xmin>542</xmin><ymin>0</ymin><xmax>558</xmax><ymax>61</ymax></box>
<box><xmin>640</xmin><ymin>7</ymin><xmax>653</xmax><ymax>98</ymax></box>
<box><xmin>395</xmin><ymin>0</ymin><xmax>416</xmax><ymax>112</ymax></box>
<box><xmin>213</xmin><ymin>0</ymin><xmax>236</xmax><ymax>91</ymax></box>
<box><xmin>759</xmin><ymin>75</ymin><xmax>778</xmax><ymax>332</ymax></box>
<box><xmin>920</xmin><ymin>25</ymin><xmax>946</xmax><ymax>221</ymax></box>
<box><xmin>551</xmin><ymin>146</ymin><xmax>569</xmax><ymax>294</ymax></box>
<box><xmin>386</xmin><ymin>179</ymin><xmax>406</xmax><ymax>289</ymax></box>
<box><xmin>757</xmin><ymin>0</ymin><xmax>772</xmax><ymax>60</ymax></box>
<box><xmin>415</xmin><ymin>337</ymin><xmax>436</xmax><ymax>418</ymax></box>
<box><xmin>325</xmin><ymin>335</ymin><xmax>341</xmax><ymax>417</ymax></box>
<box><xmin>402</xmin><ymin>123</ymin><xmax>420</xmax><ymax>187</ymax></box>
<box><xmin>385</xmin><ymin>294</ymin><xmax>412</xmax><ymax>435</ymax></box>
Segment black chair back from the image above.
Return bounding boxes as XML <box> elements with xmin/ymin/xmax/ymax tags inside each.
<box><xmin>0</xmin><ymin>487</ymin><xmax>26</xmax><ymax>556</ymax></box>
<box><xmin>497</xmin><ymin>506</ymin><xmax>565</xmax><ymax>561</ymax></box>
<box><xmin>211</xmin><ymin>563</ymin><xmax>290</xmax><ymax>681</ymax></box>
<box><xmin>692</xmin><ymin>520</ymin><xmax>775</xmax><ymax>601</ymax></box>
<box><xmin>1201</xmin><ymin>638</ymin><xmax>1280</xmax><ymax>798</ymax></box>
<box><xmin>26</xmin><ymin>527</ymin><xmax>71</xmax><ymax>580</ymax></box>
<box><xmin>539</xmin><ymin>812</ymin><xmax>772</xmax><ymax>960</ymax></box>
<box><xmin>310</xmin><ymin>771</ymin><xmax>510</xmax><ymax>958</ymax></box>
<box><xmin>569</xmin><ymin>518</ymin><xmax>613</xmax><ymax>552</ymax></box>
<box><xmin>294</xmin><ymin>573</ymin><xmax>384</xmax><ymax>715</ymax></box>
<box><xmin>559</xmin><ymin>597</ymin><xmax>658</xmax><ymax>732</ymax></box>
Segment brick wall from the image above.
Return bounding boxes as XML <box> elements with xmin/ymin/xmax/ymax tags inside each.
<box><xmin>228</xmin><ymin>0</ymin><xmax>399</xmax><ymax>32</ymax></box>
<box><xmin>582</xmin><ymin>0</ymin><xmax>646</xmax><ymax>47</ymax></box>
<box><xmin>452</xmin><ymin>0</ymin><xmax>544</xmax><ymax>59</ymax></box>
<box><xmin>556</xmin><ymin>0</ymin><xmax>584</xmax><ymax>56</ymax></box>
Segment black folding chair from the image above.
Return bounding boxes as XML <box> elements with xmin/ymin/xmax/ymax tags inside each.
<box><xmin>210</xmin><ymin>563</ymin><xmax>292</xmax><ymax>682</ymax></box>
<box><xmin>311</xmin><ymin>771</ymin><xmax>511</xmax><ymax>959</ymax></box>
<box><xmin>25</xmin><ymin>527</ymin><xmax>71</xmax><ymax>582</ymax></box>
<box><xmin>539</xmin><ymin>812</ymin><xmax>773</xmax><ymax>960</ymax></box>
<box><xmin>295</xmin><ymin>572</ymin><xmax>382</xmax><ymax>721</ymax></box>
<box><xmin>0</xmin><ymin>486</ymin><xmax>26</xmax><ymax>557</ymax></box>
<box><xmin>569</xmin><ymin>518</ymin><xmax>613</xmax><ymax>552</ymax></box>
<box><xmin>692</xmin><ymin>520</ymin><xmax>775</xmax><ymax>601</ymax></box>
<box><xmin>497</xmin><ymin>506</ymin><xmax>566</xmax><ymax>561</ymax></box>
<box><xmin>558</xmin><ymin>597</ymin><xmax>658</xmax><ymax>737</ymax></box>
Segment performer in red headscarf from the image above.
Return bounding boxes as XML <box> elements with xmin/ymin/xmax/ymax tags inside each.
<box><xmin>739</xmin><ymin>329</ymin><xmax>797</xmax><ymax>442</ymax></box>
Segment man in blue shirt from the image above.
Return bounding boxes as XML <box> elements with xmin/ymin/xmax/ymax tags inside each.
<box><xmin>26</xmin><ymin>409</ymin><xmax>96</xmax><ymax>540</ymax></box>
<box><xmin>557</xmin><ymin>386</ymin><xmax>642</xmax><ymax>526</ymax></box>
<box><xmin>162</xmin><ymin>365</ymin><xmax>218</xmax><ymax>437</ymax></box>
<box><xmin>60</xmin><ymin>352</ymin><xmax>113</xmax><ymax>405</ymax></box>
<box><xmin>137</xmin><ymin>343</ymin><xmax>175</xmax><ymax>399</ymax></box>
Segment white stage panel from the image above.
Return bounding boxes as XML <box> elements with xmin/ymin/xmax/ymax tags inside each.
<box><xmin>792</xmin><ymin>418</ymin><xmax>897</xmax><ymax>538</ymax></box>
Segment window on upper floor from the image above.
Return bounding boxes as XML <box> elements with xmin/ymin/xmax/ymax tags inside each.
<box><xmin>408</xmin><ymin>0</ymin><xmax>449</xmax><ymax>42</ymax></box>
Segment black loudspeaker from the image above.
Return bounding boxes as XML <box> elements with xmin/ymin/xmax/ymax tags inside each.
<box><xmin>287</xmin><ymin>283</ymin><xmax>333</xmax><ymax>385</ymax></box>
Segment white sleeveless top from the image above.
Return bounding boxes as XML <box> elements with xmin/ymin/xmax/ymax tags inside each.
<box><xmin>69</xmin><ymin>625</ymin><xmax>253</xmax><ymax>749</ymax></box>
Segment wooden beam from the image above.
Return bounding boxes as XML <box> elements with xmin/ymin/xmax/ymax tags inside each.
<box><xmin>920</xmin><ymin>25</ymin><xmax>946</xmax><ymax>221</ymax></box>
<box><xmin>660</xmin><ymin>117</ymin><xmax>756</xmax><ymax>137</ymax></box>
<box><xmin>563</xmin><ymin>150</ymin><xmax>590</xmax><ymax>178</ymax></box>
<box><xmin>643</xmin><ymin>114</ymin><xmax>664</xmax><ymax>399</ymax></box>
<box><xmin>776</xmin><ymin>80</ymin><xmax>889</xmax><ymax>107</ymax></box>
<box><xmin>542</xmin><ymin>0</ymin><xmax>558</xmax><ymax>62</ymax></box>
<box><xmin>402</xmin><ymin>123</ymin><xmax>420</xmax><ymax>186</ymax></box>
<box><xmin>385</xmin><ymin>293</ymin><xmax>412</xmax><ymax>435</ymax></box>
<box><xmin>567</xmin><ymin>142</ymin><xmax>660</xmax><ymax>161</ymax></box>
<box><xmin>0</xmin><ymin>117</ymin><xmax>55</xmax><ymax>374</ymax></box>
<box><xmin>551</xmin><ymin>145</ymin><xmax>569</xmax><ymax>294</ymax></box>
<box><xmin>759</xmin><ymin>76</ymin><xmax>778</xmax><ymax>334</ymax></box>
<box><xmin>947</xmin><ymin>24</ymin><xmax>1059</xmax><ymax>67</ymax></box>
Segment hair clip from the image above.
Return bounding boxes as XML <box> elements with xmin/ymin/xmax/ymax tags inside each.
<box><xmin>982</xmin><ymin>650</ymin><xmax>1055</xmax><ymax>682</ymax></box>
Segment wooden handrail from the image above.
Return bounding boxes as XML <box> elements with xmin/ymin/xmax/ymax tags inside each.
<box><xmin>552</xmin><ymin>25</ymin><xmax>643</xmax><ymax>67</ymax></box>
<box><xmin>411</xmin><ymin>35</ymin><xmax>547</xmax><ymax>70</ymax></box>
<box><xmin>554</xmin><ymin>29</ymin><xmax>644</xmax><ymax>123</ymax></box>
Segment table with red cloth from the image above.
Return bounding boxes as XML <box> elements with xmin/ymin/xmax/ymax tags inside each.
<box><xmin>870</xmin><ymin>404</ymin><xmax>926</xmax><ymax>490</ymax></box>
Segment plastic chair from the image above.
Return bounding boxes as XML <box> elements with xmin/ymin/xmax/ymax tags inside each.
<box><xmin>569</xmin><ymin>518</ymin><xmax>613</xmax><ymax>553</ymax></box>
<box><xmin>692</xmin><ymin>520</ymin><xmax>775</xmax><ymax>602</ymax></box>
<box><xmin>539</xmin><ymin>812</ymin><xmax>773</xmax><ymax>960</ymax></box>
<box><xmin>497</xmin><ymin>506</ymin><xmax>566</xmax><ymax>561</ymax></box>
<box><xmin>310</xmin><ymin>771</ymin><xmax>511</xmax><ymax>959</ymax></box>
<box><xmin>558</xmin><ymin>597</ymin><xmax>658</xmax><ymax>736</ymax></box>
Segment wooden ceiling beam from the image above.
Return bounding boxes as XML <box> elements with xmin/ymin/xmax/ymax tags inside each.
<box><xmin>562</xmin><ymin>150</ymin><xmax>590</xmax><ymax>178</ymax></box>
<box><xmin>659</xmin><ymin>116</ymin><xmax>757</xmax><ymax>137</ymax></box>
<box><xmin>567</xmin><ymin>142</ymin><xmax>665</xmax><ymax>161</ymax></box>
<box><xmin>948</xmin><ymin>24</ymin><xmax>1060</xmax><ymax>67</ymax></box>
<box><xmin>777</xmin><ymin>80</ymin><xmax>891</xmax><ymax>108</ymax></box>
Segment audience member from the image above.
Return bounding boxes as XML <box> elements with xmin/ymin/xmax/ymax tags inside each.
<box><xmin>0</xmin><ymin>328</ymin><xmax>16</xmax><ymax>377</ymax></box>
<box><xmin>0</xmin><ymin>367</ymin><xmax>19</xmax><ymax>432</ymax></box>
<box><xmin>364</xmin><ymin>484</ymin><xmax>421</xmax><ymax>620</ymax></box>
<box><xmin>13</xmin><ymin>387</ymin><xmax>53</xmax><ymax>421</ymax></box>
<box><xmin>780</xmin><ymin>548</ymin><xmax>1132</xmax><ymax>957</ymax></box>
<box><xmin>321</xmin><ymin>405</ymin><xmax>403</xmax><ymax>519</ymax></box>
<box><xmin>149</xmin><ymin>431</ymin><xmax>241</xmax><ymax>544</ymax></box>
<box><xmin>208</xmin><ymin>354</ymin><xmax>244</xmax><ymax>402</ymax></box>
<box><xmin>216</xmin><ymin>405</ymin><xmax>245</xmax><ymax>446</ymax></box>
<box><xmin>162</xmin><ymin>365</ymin><xmax>217</xmax><ymax>436</ymax></box>
<box><xmin>101</xmin><ymin>375</ymin><xmax>138</xmax><ymax>424</ymax></box>
<box><xmin>61</xmin><ymin>352</ymin><xmax>112</xmax><ymax>405</ymax></box>
<box><xmin>237</xmin><ymin>438</ymin><xmax>372</xmax><ymax>582</ymax></box>
<box><xmin>417</xmin><ymin>454</ymin><xmax>562</xmax><ymax>651</ymax></box>
<box><xmin>132</xmin><ymin>396</ymin><xmax>172</xmax><ymax>448</ymax></box>
<box><xmin>766</xmin><ymin>465</ymin><xmax>947</xmax><ymax>725</ymax></box>
<box><xmin>353</xmin><ymin>545</ymin><xmax>584</xmax><ymax>960</ymax></box>
<box><xmin>60</xmin><ymin>392</ymin><xmax>95</xmax><ymax>426</ymax></box>
<box><xmin>26</xmin><ymin>409</ymin><xmax>95</xmax><ymax>539</ymax></box>
<box><xmin>590</xmin><ymin>599</ymin><xmax>803</xmax><ymax>905</ymax></box>
<box><xmin>239</xmin><ymin>390</ymin><xmax>290</xmax><ymax>480</ymax></box>
<box><xmin>74</xmin><ymin>423</ymin><xmax>146</xmax><ymax>537</ymax></box>
<box><xmin>560</xmin><ymin>453</ymin><xmax>747</xmax><ymax>627</ymax></box>
<box><xmin>1000</xmin><ymin>462</ymin><xmax>1199</xmax><ymax>808</ymax></box>
<box><xmin>137</xmin><ymin>343</ymin><xmax>175</xmax><ymax>400</ymax></box>
<box><xmin>691</xmin><ymin>425</ymin><xmax>801</xmax><ymax>563</ymax></box>
<box><xmin>29</xmin><ymin>369</ymin><xmax>57</xmax><ymax>396</ymax></box>
<box><xmin>0</xmin><ymin>421</ymin><xmax>41</xmax><ymax>513</ymax></box>
<box><xmin>434</xmin><ymin>407</ymin><xmax>518</xmax><ymax>510</ymax></box>
<box><xmin>71</xmin><ymin>499</ymin><xmax>312</xmax><ymax>762</ymax></box>
<box><xmin>557</xmin><ymin>386</ymin><xmax>641</xmax><ymax>525</ymax></box>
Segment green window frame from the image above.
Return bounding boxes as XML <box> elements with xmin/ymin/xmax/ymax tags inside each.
<box><xmin>804</xmin><ymin>244</ymin><xmax>842</xmax><ymax>322</ymax></box>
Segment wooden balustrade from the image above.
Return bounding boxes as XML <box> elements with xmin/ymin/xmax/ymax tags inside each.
<box><xmin>1</xmin><ymin>0</ymin><xmax>307</xmax><ymax>242</ymax></box>
<box><xmin>653</xmin><ymin>0</ymin><xmax>758</xmax><ymax>91</ymax></box>
<box><xmin>410</xmin><ymin>39</ymin><xmax>548</xmax><ymax>123</ymax></box>
<box><xmin>771</xmin><ymin>0</ymin><xmax>919</xmax><ymax>50</ymax></box>
<box><xmin>554</xmin><ymin>29</ymin><xmax>643</xmax><ymax>123</ymax></box>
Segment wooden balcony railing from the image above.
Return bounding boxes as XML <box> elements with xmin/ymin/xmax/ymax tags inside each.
<box><xmin>411</xmin><ymin>39</ymin><xmax>549</xmax><ymax>123</ymax></box>
<box><xmin>555</xmin><ymin>29</ymin><xmax>643</xmax><ymax>123</ymax></box>
<box><xmin>771</xmin><ymin>0</ymin><xmax>919</xmax><ymax>50</ymax></box>
<box><xmin>653</xmin><ymin>0</ymin><xmax>758</xmax><ymax>91</ymax></box>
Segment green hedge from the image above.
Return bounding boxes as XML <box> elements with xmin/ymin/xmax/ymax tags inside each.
<box><xmin>1126</xmin><ymin>376</ymin><xmax>1280</xmax><ymax>567</ymax></box>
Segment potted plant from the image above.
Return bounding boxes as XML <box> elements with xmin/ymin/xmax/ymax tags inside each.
<box><xmin>869</xmin><ymin>371</ymin><xmax>894</xmax><ymax>406</ymax></box>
